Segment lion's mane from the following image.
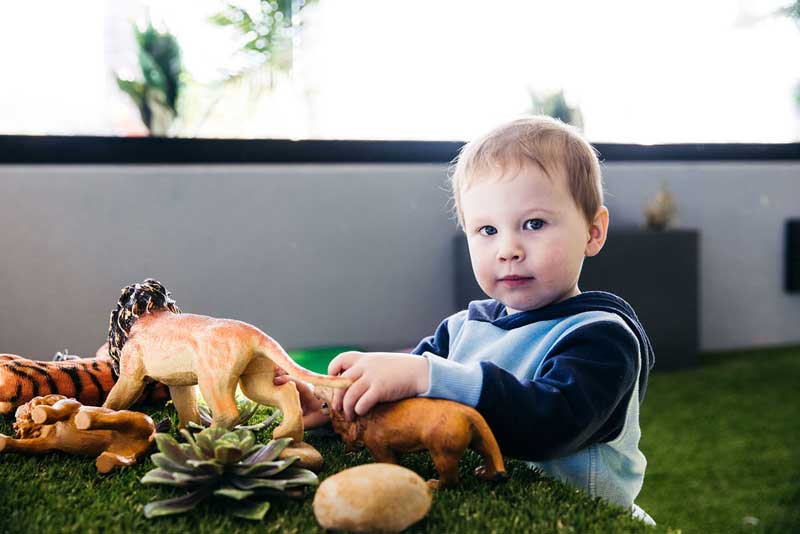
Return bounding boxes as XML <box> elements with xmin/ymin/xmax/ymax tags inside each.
<box><xmin>107</xmin><ymin>279</ymin><xmax>181</xmax><ymax>374</ymax></box>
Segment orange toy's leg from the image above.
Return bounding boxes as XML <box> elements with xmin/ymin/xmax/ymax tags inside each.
<box><xmin>103</xmin><ymin>376</ymin><xmax>146</xmax><ymax>411</ymax></box>
<box><xmin>32</xmin><ymin>399</ymin><xmax>82</xmax><ymax>425</ymax></box>
<box><xmin>197</xmin><ymin>375</ymin><xmax>239</xmax><ymax>430</ymax></box>
<box><xmin>367</xmin><ymin>443</ymin><xmax>399</xmax><ymax>464</ymax></box>
<box><xmin>96</xmin><ymin>451</ymin><xmax>135</xmax><ymax>474</ymax></box>
<box><xmin>239</xmin><ymin>374</ymin><xmax>303</xmax><ymax>442</ymax></box>
<box><xmin>167</xmin><ymin>385</ymin><xmax>201</xmax><ymax>428</ymax></box>
<box><xmin>0</xmin><ymin>434</ymin><xmax>56</xmax><ymax>455</ymax></box>
<box><xmin>428</xmin><ymin>448</ymin><xmax>462</xmax><ymax>489</ymax></box>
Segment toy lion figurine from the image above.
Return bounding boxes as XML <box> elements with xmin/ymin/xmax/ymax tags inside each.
<box><xmin>102</xmin><ymin>279</ymin><xmax>351</xmax><ymax>442</ymax></box>
<box><xmin>315</xmin><ymin>386</ymin><xmax>507</xmax><ymax>488</ymax></box>
<box><xmin>0</xmin><ymin>394</ymin><xmax>156</xmax><ymax>473</ymax></box>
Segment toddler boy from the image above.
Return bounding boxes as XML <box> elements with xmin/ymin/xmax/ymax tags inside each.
<box><xmin>291</xmin><ymin>116</ymin><xmax>655</xmax><ymax>523</ymax></box>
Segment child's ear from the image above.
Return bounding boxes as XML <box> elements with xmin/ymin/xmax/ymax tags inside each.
<box><xmin>585</xmin><ymin>206</ymin><xmax>609</xmax><ymax>257</ymax></box>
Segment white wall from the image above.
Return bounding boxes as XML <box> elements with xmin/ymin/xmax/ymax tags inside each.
<box><xmin>0</xmin><ymin>161</ymin><xmax>797</xmax><ymax>359</ymax></box>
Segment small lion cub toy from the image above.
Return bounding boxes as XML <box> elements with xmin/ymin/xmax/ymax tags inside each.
<box><xmin>315</xmin><ymin>387</ymin><xmax>507</xmax><ymax>488</ymax></box>
<box><xmin>0</xmin><ymin>394</ymin><xmax>157</xmax><ymax>473</ymax></box>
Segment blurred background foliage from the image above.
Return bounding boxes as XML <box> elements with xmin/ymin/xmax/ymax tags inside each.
<box><xmin>115</xmin><ymin>20</ymin><xmax>184</xmax><ymax>136</ymax></box>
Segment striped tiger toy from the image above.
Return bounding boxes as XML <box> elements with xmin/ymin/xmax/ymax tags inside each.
<box><xmin>0</xmin><ymin>351</ymin><xmax>169</xmax><ymax>416</ymax></box>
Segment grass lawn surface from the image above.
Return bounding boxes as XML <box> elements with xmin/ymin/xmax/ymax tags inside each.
<box><xmin>0</xmin><ymin>346</ymin><xmax>797</xmax><ymax>533</ymax></box>
<box><xmin>637</xmin><ymin>345</ymin><xmax>799</xmax><ymax>534</ymax></box>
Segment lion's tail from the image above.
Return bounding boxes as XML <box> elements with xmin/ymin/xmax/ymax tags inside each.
<box><xmin>254</xmin><ymin>333</ymin><xmax>353</xmax><ymax>389</ymax></box>
<box><xmin>467</xmin><ymin>408</ymin><xmax>507</xmax><ymax>480</ymax></box>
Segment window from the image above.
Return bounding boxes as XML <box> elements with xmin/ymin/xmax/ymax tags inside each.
<box><xmin>0</xmin><ymin>0</ymin><xmax>797</xmax><ymax>143</ymax></box>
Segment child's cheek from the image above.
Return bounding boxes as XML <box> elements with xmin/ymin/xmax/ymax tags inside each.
<box><xmin>536</xmin><ymin>245</ymin><xmax>569</xmax><ymax>283</ymax></box>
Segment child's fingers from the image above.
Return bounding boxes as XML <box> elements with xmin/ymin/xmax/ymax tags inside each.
<box><xmin>342</xmin><ymin>378</ymin><xmax>370</xmax><ymax>422</ymax></box>
<box><xmin>328</xmin><ymin>351</ymin><xmax>363</xmax><ymax>376</ymax></box>
<box><xmin>332</xmin><ymin>387</ymin><xmax>346</xmax><ymax>415</ymax></box>
<box><xmin>273</xmin><ymin>375</ymin><xmax>290</xmax><ymax>386</ymax></box>
<box><xmin>332</xmin><ymin>365</ymin><xmax>363</xmax><ymax>413</ymax></box>
<box><xmin>354</xmin><ymin>387</ymin><xmax>381</xmax><ymax>418</ymax></box>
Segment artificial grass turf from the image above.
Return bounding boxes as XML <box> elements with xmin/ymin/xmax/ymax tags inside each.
<box><xmin>636</xmin><ymin>345</ymin><xmax>800</xmax><ymax>534</ymax></box>
<box><xmin>0</xmin><ymin>414</ymin><xmax>651</xmax><ymax>534</ymax></box>
<box><xmin>0</xmin><ymin>346</ymin><xmax>796</xmax><ymax>533</ymax></box>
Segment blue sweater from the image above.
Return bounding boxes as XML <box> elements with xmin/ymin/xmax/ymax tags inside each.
<box><xmin>412</xmin><ymin>291</ymin><xmax>655</xmax><ymax>462</ymax></box>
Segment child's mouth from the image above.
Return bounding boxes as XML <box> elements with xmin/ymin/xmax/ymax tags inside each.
<box><xmin>498</xmin><ymin>276</ymin><xmax>534</xmax><ymax>287</ymax></box>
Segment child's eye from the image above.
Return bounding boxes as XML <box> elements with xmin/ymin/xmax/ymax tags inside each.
<box><xmin>523</xmin><ymin>219</ymin><xmax>545</xmax><ymax>231</ymax></box>
<box><xmin>479</xmin><ymin>225</ymin><xmax>498</xmax><ymax>236</ymax></box>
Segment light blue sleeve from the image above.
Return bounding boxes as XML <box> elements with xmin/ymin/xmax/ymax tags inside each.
<box><xmin>417</xmin><ymin>311</ymin><xmax>484</xmax><ymax>407</ymax></box>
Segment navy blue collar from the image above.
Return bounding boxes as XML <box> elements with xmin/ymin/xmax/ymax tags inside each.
<box><xmin>467</xmin><ymin>292</ymin><xmax>636</xmax><ymax>326</ymax></box>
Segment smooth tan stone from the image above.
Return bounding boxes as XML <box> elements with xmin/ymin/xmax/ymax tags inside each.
<box><xmin>279</xmin><ymin>440</ymin><xmax>324</xmax><ymax>472</ymax></box>
<box><xmin>313</xmin><ymin>463</ymin><xmax>432</xmax><ymax>532</ymax></box>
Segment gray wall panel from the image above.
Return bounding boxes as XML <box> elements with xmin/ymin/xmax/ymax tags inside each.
<box><xmin>0</xmin><ymin>161</ymin><xmax>797</xmax><ymax>359</ymax></box>
<box><xmin>0</xmin><ymin>165</ymin><xmax>455</xmax><ymax>358</ymax></box>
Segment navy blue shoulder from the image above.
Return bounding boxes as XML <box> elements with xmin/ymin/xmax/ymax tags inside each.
<box><xmin>468</xmin><ymin>292</ymin><xmax>655</xmax><ymax>399</ymax></box>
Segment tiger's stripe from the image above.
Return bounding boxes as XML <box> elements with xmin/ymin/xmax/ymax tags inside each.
<box><xmin>0</xmin><ymin>354</ymin><xmax>169</xmax><ymax>415</ymax></box>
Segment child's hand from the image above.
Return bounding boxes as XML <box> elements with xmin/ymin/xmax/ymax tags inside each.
<box><xmin>273</xmin><ymin>372</ymin><xmax>330</xmax><ymax>429</ymax></box>
<box><xmin>327</xmin><ymin>351</ymin><xmax>430</xmax><ymax>421</ymax></box>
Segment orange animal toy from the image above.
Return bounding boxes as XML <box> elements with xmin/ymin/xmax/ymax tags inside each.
<box><xmin>0</xmin><ymin>353</ymin><xmax>169</xmax><ymax>416</ymax></box>
<box><xmin>0</xmin><ymin>394</ymin><xmax>157</xmax><ymax>473</ymax></box>
<box><xmin>315</xmin><ymin>387</ymin><xmax>507</xmax><ymax>488</ymax></box>
<box><xmin>102</xmin><ymin>279</ymin><xmax>351</xmax><ymax>441</ymax></box>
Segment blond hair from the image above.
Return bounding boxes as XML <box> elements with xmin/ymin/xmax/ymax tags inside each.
<box><xmin>449</xmin><ymin>116</ymin><xmax>603</xmax><ymax>228</ymax></box>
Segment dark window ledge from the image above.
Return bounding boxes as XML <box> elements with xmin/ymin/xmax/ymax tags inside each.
<box><xmin>0</xmin><ymin>135</ymin><xmax>798</xmax><ymax>164</ymax></box>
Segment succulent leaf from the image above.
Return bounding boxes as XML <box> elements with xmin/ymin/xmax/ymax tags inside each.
<box><xmin>214</xmin><ymin>486</ymin><xmax>255</xmax><ymax>501</ymax></box>
<box><xmin>155</xmin><ymin>433</ymin><xmax>189</xmax><ymax>464</ymax></box>
<box><xmin>143</xmin><ymin>487</ymin><xmax>212</xmax><ymax>518</ymax></box>
<box><xmin>170</xmin><ymin>471</ymin><xmax>217</xmax><ymax>485</ymax></box>
<box><xmin>179</xmin><ymin>429</ymin><xmax>205</xmax><ymax>459</ymax></box>
<box><xmin>151</xmin><ymin>452</ymin><xmax>193</xmax><ymax>474</ymax></box>
<box><xmin>237</xmin><ymin>429</ymin><xmax>255</xmax><ymax>451</ymax></box>
<box><xmin>241</xmin><ymin>437</ymin><xmax>293</xmax><ymax>464</ymax></box>
<box><xmin>143</xmin><ymin>428</ymin><xmax>316</xmax><ymax>519</ymax></box>
<box><xmin>141</xmin><ymin>469</ymin><xmax>197</xmax><ymax>488</ymax></box>
<box><xmin>197</xmin><ymin>394</ymin><xmax>270</xmax><ymax>429</ymax></box>
<box><xmin>185</xmin><ymin>459</ymin><xmax>225</xmax><ymax>476</ymax></box>
<box><xmin>214</xmin><ymin>444</ymin><xmax>245</xmax><ymax>464</ymax></box>
<box><xmin>277</xmin><ymin>467</ymin><xmax>320</xmax><ymax>486</ymax></box>
<box><xmin>187</xmin><ymin>420</ymin><xmax>206</xmax><ymax>432</ymax></box>
<box><xmin>231</xmin><ymin>457</ymin><xmax>298</xmax><ymax>477</ymax></box>
<box><xmin>229</xmin><ymin>499</ymin><xmax>271</xmax><ymax>521</ymax></box>
<box><xmin>195</xmin><ymin>430</ymin><xmax>219</xmax><ymax>456</ymax></box>
<box><xmin>230</xmin><ymin>477</ymin><xmax>293</xmax><ymax>491</ymax></box>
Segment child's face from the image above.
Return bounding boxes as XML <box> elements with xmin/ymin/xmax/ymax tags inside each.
<box><xmin>461</xmin><ymin>163</ymin><xmax>597</xmax><ymax>314</ymax></box>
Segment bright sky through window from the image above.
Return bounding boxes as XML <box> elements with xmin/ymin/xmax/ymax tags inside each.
<box><xmin>0</xmin><ymin>0</ymin><xmax>798</xmax><ymax>142</ymax></box>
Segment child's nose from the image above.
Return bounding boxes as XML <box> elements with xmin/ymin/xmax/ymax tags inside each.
<box><xmin>497</xmin><ymin>240</ymin><xmax>525</xmax><ymax>262</ymax></box>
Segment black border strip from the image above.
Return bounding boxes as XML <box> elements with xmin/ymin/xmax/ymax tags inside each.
<box><xmin>0</xmin><ymin>135</ymin><xmax>798</xmax><ymax>164</ymax></box>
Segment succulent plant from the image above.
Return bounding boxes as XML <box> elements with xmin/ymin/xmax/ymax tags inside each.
<box><xmin>192</xmin><ymin>394</ymin><xmax>279</xmax><ymax>432</ymax></box>
<box><xmin>142</xmin><ymin>428</ymin><xmax>318</xmax><ymax>520</ymax></box>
